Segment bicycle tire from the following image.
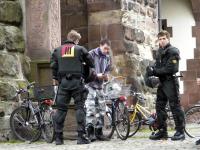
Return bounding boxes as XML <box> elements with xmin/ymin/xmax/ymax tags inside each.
<box><xmin>115</xmin><ymin>101</ymin><xmax>130</xmax><ymax>140</ymax></box>
<box><xmin>184</xmin><ymin>105</ymin><xmax>200</xmax><ymax>138</ymax></box>
<box><xmin>102</xmin><ymin>109</ymin><xmax>115</xmax><ymax>139</ymax></box>
<box><xmin>10</xmin><ymin>106</ymin><xmax>42</xmax><ymax>142</ymax></box>
<box><xmin>128</xmin><ymin>111</ymin><xmax>142</xmax><ymax>137</ymax></box>
<box><xmin>41</xmin><ymin>107</ymin><xmax>55</xmax><ymax>143</ymax></box>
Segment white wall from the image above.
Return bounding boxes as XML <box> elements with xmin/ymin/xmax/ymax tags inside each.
<box><xmin>161</xmin><ymin>0</ymin><xmax>196</xmax><ymax>93</ymax></box>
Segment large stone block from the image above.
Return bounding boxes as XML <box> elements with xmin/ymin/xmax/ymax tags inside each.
<box><xmin>88</xmin><ymin>10</ymin><xmax>122</xmax><ymax>25</ymax></box>
<box><xmin>137</xmin><ymin>0</ymin><xmax>144</xmax><ymax>4</ymax></box>
<box><xmin>0</xmin><ymin>1</ymin><xmax>22</xmax><ymax>25</ymax></box>
<box><xmin>67</xmin><ymin>14</ymin><xmax>88</xmax><ymax>30</ymax></box>
<box><xmin>124</xmin><ymin>26</ymin><xmax>136</xmax><ymax>41</ymax></box>
<box><xmin>187</xmin><ymin>59</ymin><xmax>200</xmax><ymax>70</ymax></box>
<box><xmin>107</xmin><ymin>24</ymin><xmax>123</xmax><ymax>40</ymax></box>
<box><xmin>148</xmin><ymin>0</ymin><xmax>157</xmax><ymax>8</ymax></box>
<box><xmin>0</xmin><ymin>53</ymin><xmax>19</xmax><ymax>77</ymax></box>
<box><xmin>194</xmin><ymin>48</ymin><xmax>200</xmax><ymax>59</ymax></box>
<box><xmin>87</xmin><ymin>0</ymin><xmax>120</xmax><ymax>12</ymax></box>
<box><xmin>123</xmin><ymin>39</ymin><xmax>139</xmax><ymax>55</ymax></box>
<box><xmin>0</xmin><ymin>81</ymin><xmax>16</xmax><ymax>101</ymax></box>
<box><xmin>135</xmin><ymin>29</ymin><xmax>145</xmax><ymax>43</ymax></box>
<box><xmin>181</xmin><ymin>71</ymin><xmax>197</xmax><ymax>81</ymax></box>
<box><xmin>111</xmin><ymin>40</ymin><xmax>126</xmax><ymax>54</ymax></box>
<box><xmin>88</xmin><ymin>25</ymin><xmax>100</xmax><ymax>42</ymax></box>
<box><xmin>128</xmin><ymin>2</ymin><xmax>140</xmax><ymax>13</ymax></box>
<box><xmin>0</xmin><ymin>25</ymin><xmax>6</xmax><ymax>50</ymax></box>
<box><xmin>5</xmin><ymin>25</ymin><xmax>25</xmax><ymax>52</ymax></box>
<box><xmin>124</xmin><ymin>26</ymin><xmax>145</xmax><ymax>43</ymax></box>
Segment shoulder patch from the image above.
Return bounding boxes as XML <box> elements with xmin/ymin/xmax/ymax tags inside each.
<box><xmin>172</xmin><ymin>59</ymin><xmax>177</xmax><ymax>64</ymax></box>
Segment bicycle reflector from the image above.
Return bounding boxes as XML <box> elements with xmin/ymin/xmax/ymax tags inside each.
<box><xmin>42</xmin><ymin>99</ymin><xmax>54</xmax><ymax>106</ymax></box>
<box><xmin>119</xmin><ymin>96</ymin><xmax>127</xmax><ymax>102</ymax></box>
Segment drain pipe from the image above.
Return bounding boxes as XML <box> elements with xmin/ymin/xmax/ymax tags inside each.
<box><xmin>158</xmin><ymin>0</ymin><xmax>161</xmax><ymax>32</ymax></box>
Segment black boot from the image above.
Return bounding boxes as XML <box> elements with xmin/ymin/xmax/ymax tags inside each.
<box><xmin>86</xmin><ymin>124</ymin><xmax>96</xmax><ymax>142</ymax></box>
<box><xmin>95</xmin><ymin>128</ymin><xmax>110</xmax><ymax>141</ymax></box>
<box><xmin>149</xmin><ymin>129</ymin><xmax>168</xmax><ymax>140</ymax></box>
<box><xmin>171</xmin><ymin>130</ymin><xmax>185</xmax><ymax>141</ymax></box>
<box><xmin>196</xmin><ymin>139</ymin><xmax>200</xmax><ymax>145</ymax></box>
<box><xmin>55</xmin><ymin>132</ymin><xmax>64</xmax><ymax>145</ymax></box>
<box><xmin>77</xmin><ymin>134</ymin><xmax>90</xmax><ymax>145</ymax></box>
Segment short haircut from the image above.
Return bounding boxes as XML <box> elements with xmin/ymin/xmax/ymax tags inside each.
<box><xmin>157</xmin><ymin>30</ymin><xmax>170</xmax><ymax>39</ymax></box>
<box><xmin>67</xmin><ymin>30</ymin><xmax>81</xmax><ymax>42</ymax></box>
<box><xmin>100</xmin><ymin>38</ymin><xmax>111</xmax><ymax>46</ymax></box>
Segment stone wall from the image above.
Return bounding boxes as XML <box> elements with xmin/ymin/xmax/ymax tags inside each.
<box><xmin>87</xmin><ymin>0</ymin><xmax>158</xmax><ymax>108</ymax></box>
<box><xmin>121</xmin><ymin>0</ymin><xmax>158</xmax><ymax>106</ymax></box>
<box><xmin>0</xmin><ymin>0</ymin><xmax>30</xmax><ymax>141</ymax></box>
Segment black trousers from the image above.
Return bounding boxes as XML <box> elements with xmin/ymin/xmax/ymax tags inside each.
<box><xmin>53</xmin><ymin>79</ymin><xmax>88</xmax><ymax>135</ymax></box>
<box><xmin>156</xmin><ymin>78</ymin><xmax>185</xmax><ymax>131</ymax></box>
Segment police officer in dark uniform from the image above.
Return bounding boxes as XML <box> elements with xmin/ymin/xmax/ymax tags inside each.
<box><xmin>50</xmin><ymin>30</ymin><xmax>94</xmax><ymax>145</ymax></box>
<box><xmin>146</xmin><ymin>30</ymin><xmax>185</xmax><ymax>141</ymax></box>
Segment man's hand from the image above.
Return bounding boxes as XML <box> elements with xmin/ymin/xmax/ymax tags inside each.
<box><xmin>97</xmin><ymin>73</ymin><xmax>108</xmax><ymax>81</ymax></box>
<box><xmin>53</xmin><ymin>79</ymin><xmax>59</xmax><ymax>86</ymax></box>
<box><xmin>146</xmin><ymin>66</ymin><xmax>155</xmax><ymax>76</ymax></box>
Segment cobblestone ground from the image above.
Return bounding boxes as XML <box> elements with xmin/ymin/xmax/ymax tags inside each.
<box><xmin>0</xmin><ymin>131</ymin><xmax>200</xmax><ymax>150</ymax></box>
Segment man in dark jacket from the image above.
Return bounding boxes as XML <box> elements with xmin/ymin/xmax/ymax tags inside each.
<box><xmin>50</xmin><ymin>30</ymin><xmax>94</xmax><ymax>145</ymax></box>
<box><xmin>146</xmin><ymin>30</ymin><xmax>185</xmax><ymax>141</ymax></box>
<box><xmin>85</xmin><ymin>39</ymin><xmax>112</xmax><ymax>142</ymax></box>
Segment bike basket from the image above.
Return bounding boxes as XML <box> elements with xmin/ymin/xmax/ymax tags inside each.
<box><xmin>33</xmin><ymin>85</ymin><xmax>55</xmax><ymax>100</ymax></box>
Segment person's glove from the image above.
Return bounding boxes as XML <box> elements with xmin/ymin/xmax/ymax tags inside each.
<box><xmin>146</xmin><ymin>66</ymin><xmax>155</xmax><ymax>76</ymax></box>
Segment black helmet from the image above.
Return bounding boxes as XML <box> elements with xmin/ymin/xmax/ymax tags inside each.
<box><xmin>144</xmin><ymin>74</ymin><xmax>160</xmax><ymax>88</ymax></box>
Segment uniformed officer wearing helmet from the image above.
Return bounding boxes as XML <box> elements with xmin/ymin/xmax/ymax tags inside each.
<box><xmin>146</xmin><ymin>30</ymin><xmax>185</xmax><ymax>141</ymax></box>
<box><xmin>50</xmin><ymin>30</ymin><xmax>94</xmax><ymax>145</ymax></box>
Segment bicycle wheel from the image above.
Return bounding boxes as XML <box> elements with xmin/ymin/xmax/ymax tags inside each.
<box><xmin>10</xmin><ymin>106</ymin><xmax>41</xmax><ymax>142</ymax></box>
<box><xmin>128</xmin><ymin>111</ymin><xmax>142</xmax><ymax>137</ymax></box>
<box><xmin>115</xmin><ymin>101</ymin><xmax>130</xmax><ymax>140</ymax></box>
<box><xmin>41</xmin><ymin>106</ymin><xmax>55</xmax><ymax>143</ymax></box>
<box><xmin>102</xmin><ymin>109</ymin><xmax>115</xmax><ymax>139</ymax></box>
<box><xmin>184</xmin><ymin>105</ymin><xmax>200</xmax><ymax>138</ymax></box>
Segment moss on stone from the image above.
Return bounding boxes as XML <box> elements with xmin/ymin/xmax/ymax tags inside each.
<box><xmin>0</xmin><ymin>1</ymin><xmax>22</xmax><ymax>24</ymax></box>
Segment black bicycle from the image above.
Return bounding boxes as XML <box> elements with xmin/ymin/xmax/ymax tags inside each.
<box><xmin>102</xmin><ymin>76</ymin><xmax>130</xmax><ymax>140</ymax></box>
<box><xmin>10</xmin><ymin>82</ymin><xmax>55</xmax><ymax>143</ymax></box>
<box><xmin>184</xmin><ymin>104</ymin><xmax>200</xmax><ymax>138</ymax></box>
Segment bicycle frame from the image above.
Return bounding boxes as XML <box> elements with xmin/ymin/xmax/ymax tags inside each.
<box><xmin>130</xmin><ymin>102</ymin><xmax>151</xmax><ymax>123</ymax></box>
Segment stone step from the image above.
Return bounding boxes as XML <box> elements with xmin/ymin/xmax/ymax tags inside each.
<box><xmin>183</xmin><ymin>80</ymin><xmax>200</xmax><ymax>94</ymax></box>
<box><xmin>186</xmin><ymin>59</ymin><xmax>200</xmax><ymax>71</ymax></box>
<box><xmin>180</xmin><ymin>93</ymin><xmax>189</xmax><ymax>109</ymax></box>
<box><xmin>188</xmin><ymin>92</ymin><xmax>200</xmax><ymax>106</ymax></box>
<box><xmin>181</xmin><ymin>92</ymin><xmax>200</xmax><ymax>110</ymax></box>
<box><xmin>194</xmin><ymin>48</ymin><xmax>200</xmax><ymax>59</ymax></box>
<box><xmin>180</xmin><ymin>71</ymin><xmax>197</xmax><ymax>81</ymax></box>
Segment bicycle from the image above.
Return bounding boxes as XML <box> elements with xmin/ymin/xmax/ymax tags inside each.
<box><xmin>102</xmin><ymin>76</ymin><xmax>130</xmax><ymax>140</ymax></box>
<box><xmin>10</xmin><ymin>82</ymin><xmax>55</xmax><ymax>143</ymax></box>
<box><xmin>184</xmin><ymin>104</ymin><xmax>200</xmax><ymax>138</ymax></box>
<box><xmin>128</xmin><ymin>91</ymin><xmax>174</xmax><ymax>137</ymax></box>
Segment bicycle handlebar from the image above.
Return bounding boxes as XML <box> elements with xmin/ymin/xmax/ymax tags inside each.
<box><xmin>15</xmin><ymin>82</ymin><xmax>36</xmax><ymax>95</ymax></box>
<box><xmin>103</xmin><ymin>76</ymin><xmax>126</xmax><ymax>86</ymax></box>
